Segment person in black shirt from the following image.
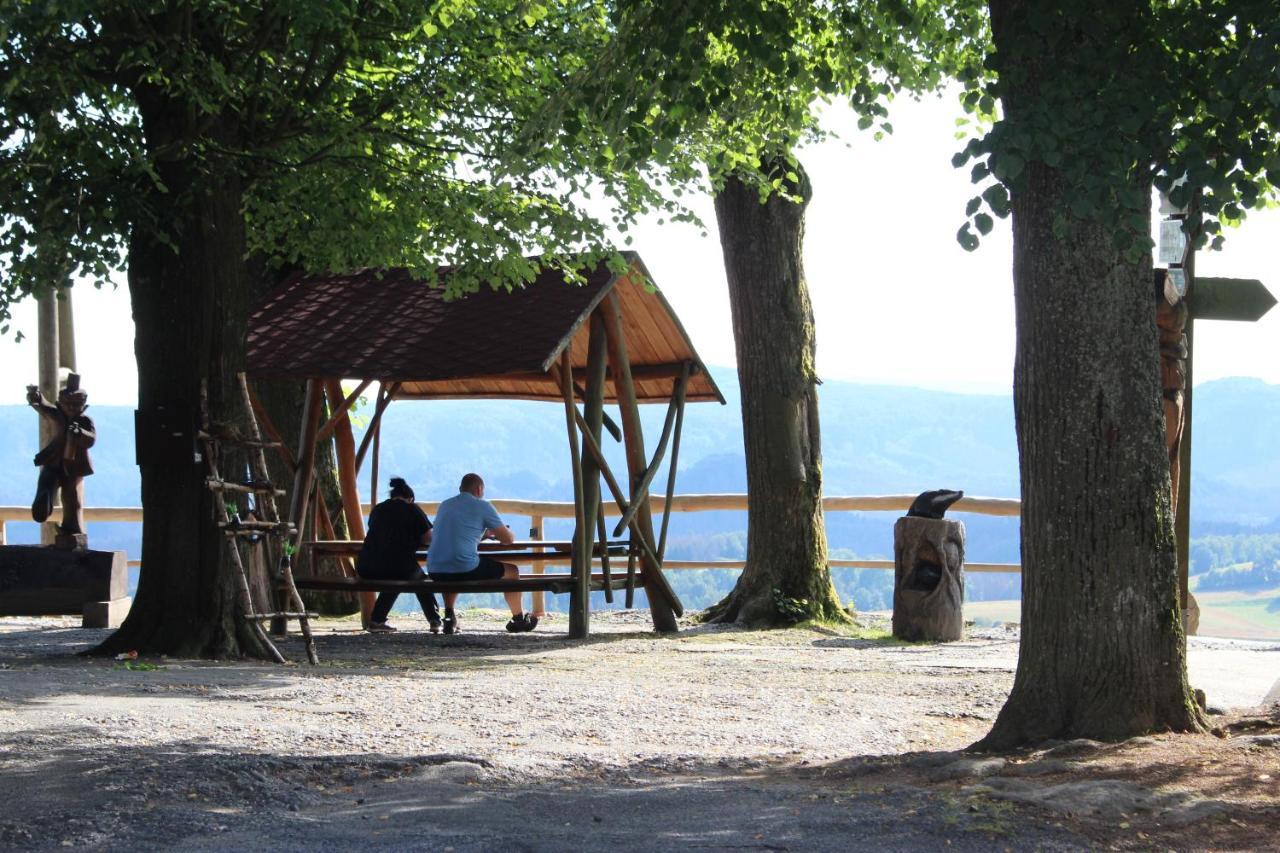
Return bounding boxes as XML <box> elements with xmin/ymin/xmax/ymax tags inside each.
<box><xmin>358</xmin><ymin>477</ymin><xmax>441</xmax><ymax>633</ymax></box>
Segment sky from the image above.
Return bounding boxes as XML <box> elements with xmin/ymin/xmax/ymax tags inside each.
<box><xmin>2</xmin><ymin>95</ymin><xmax>1278</xmax><ymax>405</ymax></box>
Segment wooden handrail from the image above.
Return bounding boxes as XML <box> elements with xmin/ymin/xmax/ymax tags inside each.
<box><xmin>0</xmin><ymin>494</ymin><xmax>1024</xmax><ymax>574</ymax></box>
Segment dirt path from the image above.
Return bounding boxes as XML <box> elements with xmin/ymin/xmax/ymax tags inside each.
<box><xmin>0</xmin><ymin>612</ymin><xmax>1276</xmax><ymax>851</ymax></box>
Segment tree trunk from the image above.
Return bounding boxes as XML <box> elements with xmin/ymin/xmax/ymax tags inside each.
<box><xmin>93</xmin><ymin>102</ymin><xmax>266</xmax><ymax>658</ymax></box>
<box><xmin>703</xmin><ymin>157</ymin><xmax>847</xmax><ymax>627</ymax></box>
<box><xmin>978</xmin><ymin>0</ymin><xmax>1204</xmax><ymax>748</ymax></box>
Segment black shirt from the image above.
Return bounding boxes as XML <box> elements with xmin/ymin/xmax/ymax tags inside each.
<box><xmin>356</xmin><ymin>499</ymin><xmax>432</xmax><ymax>580</ymax></box>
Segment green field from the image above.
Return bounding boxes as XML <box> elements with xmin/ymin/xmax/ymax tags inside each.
<box><xmin>965</xmin><ymin>587</ymin><xmax>1280</xmax><ymax>640</ymax></box>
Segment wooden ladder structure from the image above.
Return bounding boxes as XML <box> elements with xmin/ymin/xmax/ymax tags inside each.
<box><xmin>200</xmin><ymin>374</ymin><xmax>318</xmax><ymax>664</ymax></box>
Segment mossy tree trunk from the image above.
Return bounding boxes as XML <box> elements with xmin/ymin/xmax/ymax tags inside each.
<box><xmin>703</xmin><ymin>157</ymin><xmax>848</xmax><ymax>628</ymax></box>
<box><xmin>94</xmin><ymin>97</ymin><xmax>266</xmax><ymax>658</ymax></box>
<box><xmin>977</xmin><ymin>0</ymin><xmax>1205</xmax><ymax>748</ymax></box>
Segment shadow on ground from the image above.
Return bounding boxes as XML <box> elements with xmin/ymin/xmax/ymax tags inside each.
<box><xmin>0</xmin><ymin>735</ymin><xmax>1093</xmax><ymax>852</ymax></box>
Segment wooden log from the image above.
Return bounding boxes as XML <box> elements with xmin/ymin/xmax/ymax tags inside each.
<box><xmin>572</xmin><ymin>312</ymin><xmax>609</xmax><ymax>633</ymax></box>
<box><xmin>204</xmin><ymin>478</ymin><xmax>286</xmax><ymax>496</ymax></box>
<box><xmin>369</xmin><ymin>389</ymin><xmax>383</xmax><ymax>505</ymax></box>
<box><xmin>596</xmin><ymin>496</ymin><xmax>613</xmax><ymax>604</ymax></box>
<box><xmin>550</xmin><ymin>363</ymin><xmax>631</xmax><ymax>516</ymax></box>
<box><xmin>315</xmin><ymin>379</ymin><xmax>372</xmax><ymax>443</ymax></box>
<box><xmin>37</xmin><ymin>289</ymin><xmax>59</xmax><ymax>545</ymax></box>
<box><xmin>559</xmin><ymin>349</ymin><xmax>590</xmax><ymax>637</ymax></box>
<box><xmin>246</xmin><ymin>383</ymin><xmax>299</xmax><ymax>472</ymax></box>
<box><xmin>530</xmin><ymin>515</ymin><xmax>546</xmax><ymax>617</ymax></box>
<box><xmin>601</xmin><ymin>290</ymin><xmax>682</xmax><ymax>629</ymax></box>
<box><xmin>325</xmin><ymin>379</ymin><xmax>373</xmax><ymax>624</ymax></box>
<box><xmin>657</xmin><ymin>372</ymin><xmax>688</xmax><ymax>563</ymax></box>
<box><xmin>354</xmin><ymin>382</ymin><xmax>399</xmax><ymax>474</ymax></box>
<box><xmin>891</xmin><ymin>516</ymin><xmax>966</xmax><ymax>642</ymax></box>
<box><xmin>614</xmin><ymin>362</ymin><xmax>689</xmax><ymax>537</ymax></box>
<box><xmin>280</xmin><ymin>379</ymin><xmax>325</xmax><ymax>635</ymax></box>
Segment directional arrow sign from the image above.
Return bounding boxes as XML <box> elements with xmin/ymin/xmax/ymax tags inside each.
<box><xmin>1190</xmin><ymin>277</ymin><xmax>1277</xmax><ymax>322</ymax></box>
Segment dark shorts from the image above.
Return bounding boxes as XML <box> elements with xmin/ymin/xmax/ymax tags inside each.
<box><xmin>429</xmin><ymin>555</ymin><xmax>507</xmax><ymax>582</ymax></box>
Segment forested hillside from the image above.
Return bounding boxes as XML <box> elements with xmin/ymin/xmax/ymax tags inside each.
<box><xmin>3</xmin><ymin>372</ymin><xmax>1278</xmax><ymax>611</ymax></box>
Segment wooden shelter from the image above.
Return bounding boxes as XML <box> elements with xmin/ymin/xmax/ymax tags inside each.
<box><xmin>245</xmin><ymin>252</ymin><xmax>723</xmax><ymax>636</ymax></box>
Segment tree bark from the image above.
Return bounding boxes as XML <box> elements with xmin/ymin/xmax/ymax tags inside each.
<box><xmin>93</xmin><ymin>99</ymin><xmax>266</xmax><ymax>658</ymax></box>
<box><xmin>704</xmin><ymin>157</ymin><xmax>847</xmax><ymax>627</ymax></box>
<box><xmin>977</xmin><ymin>0</ymin><xmax>1204</xmax><ymax>747</ymax></box>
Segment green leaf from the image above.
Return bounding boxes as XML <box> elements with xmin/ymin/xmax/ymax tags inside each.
<box><xmin>974</xmin><ymin>212</ymin><xmax>993</xmax><ymax>235</ymax></box>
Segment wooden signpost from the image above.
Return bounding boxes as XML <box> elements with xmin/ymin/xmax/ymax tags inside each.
<box><xmin>1161</xmin><ymin>194</ymin><xmax>1277</xmax><ymax>632</ymax></box>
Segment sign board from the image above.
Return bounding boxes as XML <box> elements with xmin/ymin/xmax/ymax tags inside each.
<box><xmin>1159</xmin><ymin>220</ymin><xmax>1187</xmax><ymax>264</ymax></box>
<box><xmin>1189</xmin><ymin>277</ymin><xmax>1277</xmax><ymax>322</ymax></box>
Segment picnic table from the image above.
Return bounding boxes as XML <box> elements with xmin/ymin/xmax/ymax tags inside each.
<box><xmin>294</xmin><ymin>539</ymin><xmax>639</xmax><ymax>596</ymax></box>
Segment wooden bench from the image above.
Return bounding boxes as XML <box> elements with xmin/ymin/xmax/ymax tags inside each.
<box><xmin>295</xmin><ymin>539</ymin><xmax>641</xmax><ymax>597</ymax></box>
<box><xmin>293</xmin><ymin>572</ymin><xmax>645</xmax><ymax>596</ymax></box>
<box><xmin>306</xmin><ymin>539</ymin><xmax>632</xmax><ymax>563</ymax></box>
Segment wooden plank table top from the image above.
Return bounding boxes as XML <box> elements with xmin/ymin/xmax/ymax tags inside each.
<box><xmin>307</xmin><ymin>539</ymin><xmax>632</xmax><ymax>561</ymax></box>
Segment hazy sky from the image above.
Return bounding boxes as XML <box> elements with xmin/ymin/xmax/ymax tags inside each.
<box><xmin>3</xmin><ymin>96</ymin><xmax>1278</xmax><ymax>404</ymax></box>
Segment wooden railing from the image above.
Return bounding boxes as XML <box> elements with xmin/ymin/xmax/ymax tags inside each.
<box><xmin>0</xmin><ymin>494</ymin><xmax>1022</xmax><ymax>574</ymax></box>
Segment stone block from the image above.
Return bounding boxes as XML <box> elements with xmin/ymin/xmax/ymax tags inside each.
<box><xmin>82</xmin><ymin>597</ymin><xmax>132</xmax><ymax>629</ymax></box>
<box><xmin>0</xmin><ymin>546</ymin><xmax>128</xmax><ymax>616</ymax></box>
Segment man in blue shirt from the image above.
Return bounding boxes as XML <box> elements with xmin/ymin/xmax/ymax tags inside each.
<box><xmin>428</xmin><ymin>473</ymin><xmax>537</xmax><ymax>634</ymax></box>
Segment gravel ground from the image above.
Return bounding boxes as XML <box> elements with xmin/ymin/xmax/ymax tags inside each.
<box><xmin>0</xmin><ymin>611</ymin><xmax>1276</xmax><ymax>851</ymax></box>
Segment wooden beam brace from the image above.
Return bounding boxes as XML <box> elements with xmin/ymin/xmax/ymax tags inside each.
<box><xmin>600</xmin><ymin>290</ymin><xmax>682</xmax><ymax>627</ymax></box>
<box><xmin>315</xmin><ymin>379</ymin><xmax>372</xmax><ymax>443</ymax></box>
<box><xmin>550</xmin><ymin>363</ymin><xmax>630</xmax><ymax>515</ymax></box>
<box><xmin>613</xmin><ymin>362</ymin><xmax>690</xmax><ymax>537</ymax></box>
<box><xmin>354</xmin><ymin>382</ymin><xmax>399</xmax><ymax>473</ymax></box>
<box><xmin>558</xmin><ymin>349</ymin><xmax>589</xmax><ymax>637</ymax></box>
<box><xmin>246</xmin><ymin>383</ymin><xmax>298</xmax><ymax>472</ymax></box>
<box><xmin>657</xmin><ymin>374</ymin><xmax>689</xmax><ymax>563</ymax></box>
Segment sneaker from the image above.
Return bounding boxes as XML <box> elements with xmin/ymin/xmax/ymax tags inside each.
<box><xmin>506</xmin><ymin>613</ymin><xmax>539</xmax><ymax>633</ymax></box>
<box><xmin>442</xmin><ymin>612</ymin><xmax>458</xmax><ymax>635</ymax></box>
<box><xmin>367</xmin><ymin>622</ymin><xmax>396</xmax><ymax>633</ymax></box>
<box><xmin>428</xmin><ymin>617</ymin><xmax>442</xmax><ymax>635</ymax></box>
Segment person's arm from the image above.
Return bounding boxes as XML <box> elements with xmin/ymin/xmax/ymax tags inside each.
<box><xmin>69</xmin><ymin>416</ymin><xmax>95</xmax><ymax>449</ymax></box>
<box><xmin>415</xmin><ymin>507</ymin><xmax>432</xmax><ymax>547</ymax></box>
<box><xmin>483</xmin><ymin>502</ymin><xmax>515</xmax><ymax>545</ymax></box>
<box><xmin>26</xmin><ymin>387</ymin><xmax>59</xmax><ymax>425</ymax></box>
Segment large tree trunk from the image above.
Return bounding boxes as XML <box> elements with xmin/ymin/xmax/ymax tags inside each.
<box><xmin>703</xmin><ymin>157</ymin><xmax>847</xmax><ymax>627</ymax></box>
<box><xmin>94</xmin><ymin>101</ymin><xmax>266</xmax><ymax>658</ymax></box>
<box><xmin>978</xmin><ymin>0</ymin><xmax>1204</xmax><ymax>748</ymax></box>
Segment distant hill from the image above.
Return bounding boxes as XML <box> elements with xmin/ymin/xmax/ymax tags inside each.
<box><xmin>3</xmin><ymin>371</ymin><xmax>1279</xmax><ymax>609</ymax></box>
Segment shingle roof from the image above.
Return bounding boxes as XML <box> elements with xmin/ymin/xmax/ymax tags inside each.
<box><xmin>246</xmin><ymin>253</ymin><xmax>724</xmax><ymax>404</ymax></box>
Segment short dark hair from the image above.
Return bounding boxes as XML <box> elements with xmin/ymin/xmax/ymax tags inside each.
<box><xmin>388</xmin><ymin>477</ymin><xmax>414</xmax><ymax>500</ymax></box>
<box><xmin>459</xmin><ymin>473</ymin><xmax>483</xmax><ymax>493</ymax></box>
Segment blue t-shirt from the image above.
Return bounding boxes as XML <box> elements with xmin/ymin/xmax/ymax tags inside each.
<box><xmin>427</xmin><ymin>492</ymin><xmax>505</xmax><ymax>574</ymax></box>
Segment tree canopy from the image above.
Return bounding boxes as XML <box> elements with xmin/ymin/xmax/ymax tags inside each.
<box><xmin>954</xmin><ymin>1</ymin><xmax>1280</xmax><ymax>255</ymax></box>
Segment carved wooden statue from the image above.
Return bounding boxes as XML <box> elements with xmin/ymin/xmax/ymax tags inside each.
<box><xmin>27</xmin><ymin>373</ymin><xmax>96</xmax><ymax>548</ymax></box>
<box><xmin>893</xmin><ymin>489</ymin><xmax>966</xmax><ymax>642</ymax></box>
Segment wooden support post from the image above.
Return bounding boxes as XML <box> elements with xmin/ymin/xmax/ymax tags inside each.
<box><xmin>559</xmin><ymin>349</ymin><xmax>590</xmax><ymax>639</ymax></box>
<box><xmin>600</xmin><ymin>291</ymin><xmax>682</xmax><ymax>631</ymax></box>
<box><xmin>316</xmin><ymin>379</ymin><xmax>372</xmax><ymax>443</ymax></box>
<box><xmin>529</xmin><ymin>514</ymin><xmax>546</xmax><ymax>617</ymax></box>
<box><xmin>246</xmin><ymin>384</ymin><xmax>299</xmax><ymax>472</ymax></box>
<box><xmin>596</xmin><ymin>495</ymin><xmax>613</xmax><ymax>604</ymax></box>
<box><xmin>658</xmin><ymin>373</ymin><xmax>689</xmax><ymax>563</ymax></box>
<box><xmin>280</xmin><ymin>379</ymin><xmax>324</xmax><ymax>635</ymax></box>
<box><xmin>354</xmin><ymin>382</ymin><xmax>399</xmax><ymax>474</ymax></box>
<box><xmin>57</xmin><ymin>283</ymin><xmax>76</xmax><ymax>373</ymax></box>
<box><xmin>613</xmin><ymin>362</ymin><xmax>689</xmax><ymax>537</ymax></box>
<box><xmin>37</xmin><ymin>289</ymin><xmax>60</xmax><ymax>545</ymax></box>
<box><xmin>575</xmin><ymin>312</ymin><xmax>609</xmax><ymax>633</ymax></box>
<box><xmin>370</xmin><ymin>411</ymin><xmax>381</xmax><ymax>506</ymax></box>
<box><xmin>325</xmin><ymin>379</ymin><xmax>373</xmax><ymax>626</ymax></box>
